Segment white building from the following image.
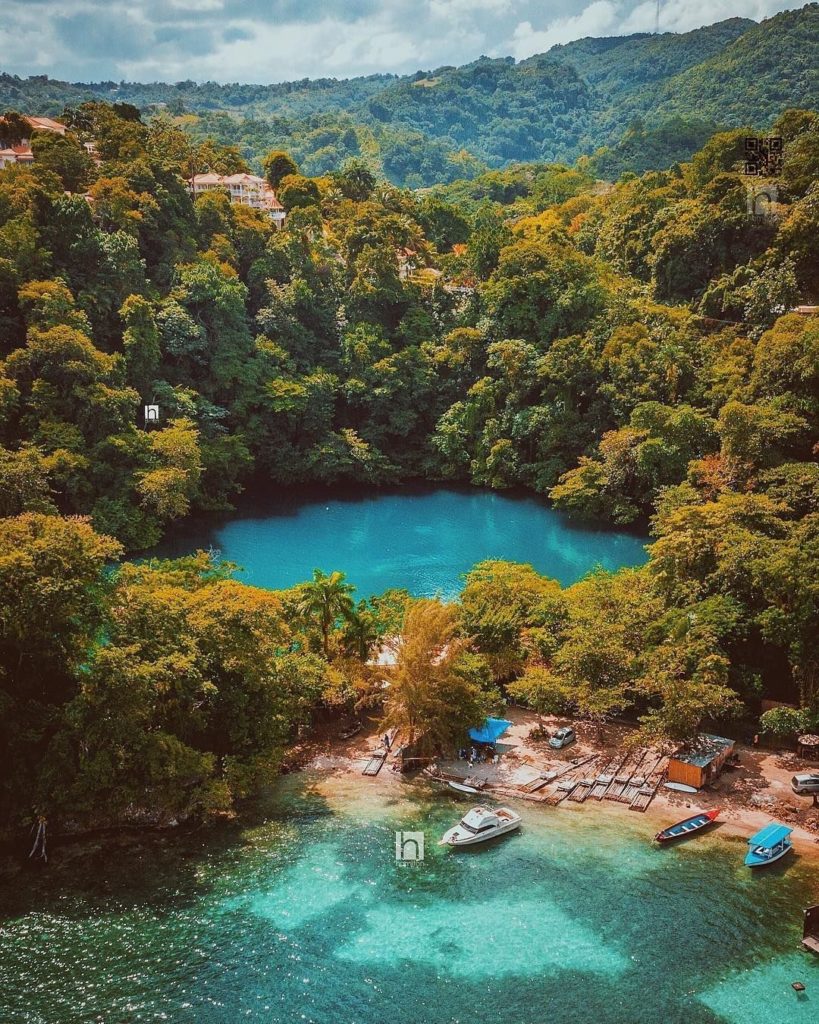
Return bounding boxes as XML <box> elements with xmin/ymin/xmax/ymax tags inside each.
<box><xmin>0</xmin><ymin>145</ymin><xmax>33</xmax><ymax>169</ymax></box>
<box><xmin>190</xmin><ymin>172</ymin><xmax>286</xmax><ymax>227</ymax></box>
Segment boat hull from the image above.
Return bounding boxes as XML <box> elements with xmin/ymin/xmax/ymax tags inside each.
<box><xmin>745</xmin><ymin>843</ymin><xmax>792</xmax><ymax>868</ymax></box>
<box><xmin>655</xmin><ymin>810</ymin><xmax>721</xmax><ymax>843</ymax></box>
<box><xmin>440</xmin><ymin>819</ymin><xmax>521</xmax><ymax>846</ymax></box>
<box><xmin>442</xmin><ymin>819</ymin><xmax>518</xmax><ymax>843</ymax></box>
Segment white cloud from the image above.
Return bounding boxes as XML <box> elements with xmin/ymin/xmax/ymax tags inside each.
<box><xmin>506</xmin><ymin>0</ymin><xmax>797</xmax><ymax>61</ymax></box>
<box><xmin>508</xmin><ymin>1</ymin><xmax>620</xmax><ymax>58</ymax></box>
<box><xmin>119</xmin><ymin>15</ymin><xmax>427</xmax><ymax>82</ymax></box>
<box><xmin>622</xmin><ymin>0</ymin><xmax>791</xmax><ymax>33</ymax></box>
<box><xmin>168</xmin><ymin>0</ymin><xmax>224</xmax><ymax>11</ymax></box>
<box><xmin>428</xmin><ymin>0</ymin><xmax>515</xmax><ymax>16</ymax></box>
<box><xmin>0</xmin><ymin>0</ymin><xmax>803</xmax><ymax>83</ymax></box>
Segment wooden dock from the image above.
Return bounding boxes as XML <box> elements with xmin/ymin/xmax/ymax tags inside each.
<box><xmin>606</xmin><ymin>750</ymin><xmax>648</xmax><ymax>802</ymax></box>
<box><xmin>629</xmin><ymin>757</ymin><xmax>668</xmax><ymax>812</ymax></box>
<box><xmin>589</xmin><ymin>754</ymin><xmax>625</xmax><ymax>800</ymax></box>
<box><xmin>362</xmin><ymin>751</ymin><xmax>387</xmax><ymax>776</ymax></box>
<box><xmin>523</xmin><ymin>773</ymin><xmax>556</xmax><ymax>793</ymax></box>
<box><xmin>567</xmin><ymin>776</ymin><xmax>596</xmax><ymax>802</ymax></box>
<box><xmin>542</xmin><ymin>756</ymin><xmax>599</xmax><ymax>804</ymax></box>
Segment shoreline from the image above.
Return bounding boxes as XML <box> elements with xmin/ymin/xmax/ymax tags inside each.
<box><xmin>303</xmin><ymin>706</ymin><xmax>819</xmax><ymax>859</ymax></box>
<box><xmin>4</xmin><ymin>707</ymin><xmax>817</xmax><ymax>876</ymax></box>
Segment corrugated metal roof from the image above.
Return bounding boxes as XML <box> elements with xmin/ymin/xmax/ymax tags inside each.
<box><xmin>670</xmin><ymin>734</ymin><xmax>734</xmax><ymax>768</ymax></box>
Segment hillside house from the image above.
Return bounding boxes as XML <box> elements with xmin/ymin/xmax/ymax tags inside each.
<box><xmin>23</xmin><ymin>116</ymin><xmax>67</xmax><ymax>137</ymax></box>
<box><xmin>190</xmin><ymin>172</ymin><xmax>286</xmax><ymax>227</ymax></box>
<box><xmin>0</xmin><ymin>145</ymin><xmax>33</xmax><ymax>169</ymax></box>
<box><xmin>0</xmin><ymin>115</ymin><xmax>68</xmax><ymax>170</ymax></box>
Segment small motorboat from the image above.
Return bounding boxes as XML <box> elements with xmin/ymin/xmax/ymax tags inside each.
<box><xmin>339</xmin><ymin>720</ymin><xmax>363</xmax><ymax>740</ymax></box>
<box><xmin>448</xmin><ymin>781</ymin><xmax>482</xmax><ymax>794</ymax></box>
<box><xmin>655</xmin><ymin>808</ymin><xmax>721</xmax><ymax>843</ymax></box>
<box><xmin>439</xmin><ymin>805</ymin><xmax>521</xmax><ymax>847</ymax></box>
<box><xmin>744</xmin><ymin>822</ymin><xmax>793</xmax><ymax>868</ymax></box>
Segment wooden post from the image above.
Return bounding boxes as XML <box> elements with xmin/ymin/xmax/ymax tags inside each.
<box><xmin>803</xmin><ymin>905</ymin><xmax>819</xmax><ymax>954</ymax></box>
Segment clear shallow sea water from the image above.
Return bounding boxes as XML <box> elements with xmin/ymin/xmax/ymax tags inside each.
<box><xmin>147</xmin><ymin>484</ymin><xmax>649</xmax><ymax>597</ymax></box>
<box><xmin>1</xmin><ymin>773</ymin><xmax>816</xmax><ymax>1024</ymax></box>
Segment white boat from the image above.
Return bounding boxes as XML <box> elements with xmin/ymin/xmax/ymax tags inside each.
<box><xmin>439</xmin><ymin>805</ymin><xmax>521</xmax><ymax>847</ymax></box>
<box><xmin>448</xmin><ymin>781</ymin><xmax>482</xmax><ymax>794</ymax></box>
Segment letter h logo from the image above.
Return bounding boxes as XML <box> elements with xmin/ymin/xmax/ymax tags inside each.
<box><xmin>395</xmin><ymin>830</ymin><xmax>424</xmax><ymax>861</ymax></box>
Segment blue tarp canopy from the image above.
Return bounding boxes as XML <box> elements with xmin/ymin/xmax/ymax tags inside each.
<box><xmin>748</xmin><ymin>823</ymin><xmax>793</xmax><ymax>848</ymax></box>
<box><xmin>468</xmin><ymin>718</ymin><xmax>512</xmax><ymax>744</ymax></box>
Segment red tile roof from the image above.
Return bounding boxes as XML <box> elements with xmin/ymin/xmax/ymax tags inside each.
<box><xmin>25</xmin><ymin>116</ymin><xmax>67</xmax><ymax>135</ymax></box>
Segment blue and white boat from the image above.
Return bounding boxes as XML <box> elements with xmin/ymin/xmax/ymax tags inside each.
<box><xmin>744</xmin><ymin>822</ymin><xmax>793</xmax><ymax>868</ymax></box>
<box><xmin>655</xmin><ymin>808</ymin><xmax>721</xmax><ymax>843</ymax></box>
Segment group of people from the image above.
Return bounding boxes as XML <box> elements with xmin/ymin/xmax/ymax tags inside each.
<box><xmin>458</xmin><ymin>745</ymin><xmax>499</xmax><ymax>765</ymax></box>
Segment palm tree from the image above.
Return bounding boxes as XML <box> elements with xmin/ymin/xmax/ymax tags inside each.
<box><xmin>295</xmin><ymin>569</ymin><xmax>356</xmax><ymax>657</ymax></box>
<box><xmin>343</xmin><ymin>600</ymin><xmax>378</xmax><ymax>661</ymax></box>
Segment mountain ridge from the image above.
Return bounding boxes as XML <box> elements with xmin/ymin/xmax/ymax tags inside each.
<box><xmin>1</xmin><ymin>5</ymin><xmax>817</xmax><ymax>184</ymax></box>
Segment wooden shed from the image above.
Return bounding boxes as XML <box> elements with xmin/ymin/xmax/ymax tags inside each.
<box><xmin>667</xmin><ymin>734</ymin><xmax>736</xmax><ymax>790</ymax></box>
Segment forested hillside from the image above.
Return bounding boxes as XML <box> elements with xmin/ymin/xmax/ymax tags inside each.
<box><xmin>0</xmin><ymin>90</ymin><xmax>817</xmax><ymax>838</ymax></box>
<box><xmin>2</xmin><ymin>5</ymin><xmax>818</xmax><ymax>185</ymax></box>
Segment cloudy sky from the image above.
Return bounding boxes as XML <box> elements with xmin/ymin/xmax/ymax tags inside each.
<box><xmin>1</xmin><ymin>0</ymin><xmax>801</xmax><ymax>84</ymax></box>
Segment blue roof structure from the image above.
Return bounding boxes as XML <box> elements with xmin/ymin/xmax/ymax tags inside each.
<box><xmin>468</xmin><ymin>718</ymin><xmax>512</xmax><ymax>744</ymax></box>
<box><xmin>748</xmin><ymin>823</ymin><xmax>793</xmax><ymax>848</ymax></box>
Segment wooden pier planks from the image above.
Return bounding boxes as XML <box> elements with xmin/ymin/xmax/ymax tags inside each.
<box><xmin>589</xmin><ymin>754</ymin><xmax>625</xmax><ymax>800</ymax></box>
<box><xmin>567</xmin><ymin>776</ymin><xmax>596</xmax><ymax>802</ymax></box>
<box><xmin>523</xmin><ymin>774</ymin><xmax>554</xmax><ymax>793</ymax></box>
<box><xmin>362</xmin><ymin>751</ymin><xmax>387</xmax><ymax>776</ymax></box>
<box><xmin>605</xmin><ymin>749</ymin><xmax>648</xmax><ymax>802</ymax></box>
<box><xmin>542</xmin><ymin>756</ymin><xmax>600</xmax><ymax>804</ymax></box>
<box><xmin>629</xmin><ymin>757</ymin><xmax>668</xmax><ymax>811</ymax></box>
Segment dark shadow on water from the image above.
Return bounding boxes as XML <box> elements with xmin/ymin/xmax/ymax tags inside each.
<box><xmin>0</xmin><ymin>777</ymin><xmax>336</xmax><ymax>920</ymax></box>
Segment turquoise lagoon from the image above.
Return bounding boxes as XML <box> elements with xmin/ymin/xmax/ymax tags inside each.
<box><xmin>1</xmin><ymin>773</ymin><xmax>816</xmax><ymax>1024</ymax></box>
<box><xmin>148</xmin><ymin>484</ymin><xmax>649</xmax><ymax>596</ymax></box>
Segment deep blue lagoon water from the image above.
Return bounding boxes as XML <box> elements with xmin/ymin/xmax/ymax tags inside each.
<box><xmin>1</xmin><ymin>773</ymin><xmax>816</xmax><ymax>1024</ymax></box>
<box><xmin>149</xmin><ymin>485</ymin><xmax>649</xmax><ymax>596</ymax></box>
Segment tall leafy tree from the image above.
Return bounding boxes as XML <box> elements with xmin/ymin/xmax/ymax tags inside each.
<box><xmin>295</xmin><ymin>569</ymin><xmax>357</xmax><ymax>656</ymax></box>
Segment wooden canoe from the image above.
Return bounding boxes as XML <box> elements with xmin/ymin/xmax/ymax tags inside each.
<box><xmin>655</xmin><ymin>808</ymin><xmax>721</xmax><ymax>843</ymax></box>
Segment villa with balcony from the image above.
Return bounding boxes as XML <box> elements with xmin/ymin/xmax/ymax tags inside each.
<box><xmin>189</xmin><ymin>172</ymin><xmax>286</xmax><ymax>227</ymax></box>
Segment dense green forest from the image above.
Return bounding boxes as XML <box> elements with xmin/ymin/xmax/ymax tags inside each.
<box><xmin>0</xmin><ymin>80</ymin><xmax>817</xmax><ymax>839</ymax></box>
<box><xmin>2</xmin><ymin>6</ymin><xmax>818</xmax><ymax>185</ymax></box>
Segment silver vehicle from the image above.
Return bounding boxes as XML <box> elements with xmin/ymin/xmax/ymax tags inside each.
<box><xmin>791</xmin><ymin>772</ymin><xmax>819</xmax><ymax>794</ymax></box>
<box><xmin>549</xmin><ymin>726</ymin><xmax>576</xmax><ymax>750</ymax></box>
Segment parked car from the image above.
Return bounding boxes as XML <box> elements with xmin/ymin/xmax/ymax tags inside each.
<box><xmin>791</xmin><ymin>772</ymin><xmax>819</xmax><ymax>794</ymax></box>
<box><xmin>549</xmin><ymin>726</ymin><xmax>576</xmax><ymax>750</ymax></box>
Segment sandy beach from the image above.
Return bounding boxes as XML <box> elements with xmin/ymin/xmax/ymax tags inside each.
<box><xmin>295</xmin><ymin>705</ymin><xmax>819</xmax><ymax>856</ymax></box>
